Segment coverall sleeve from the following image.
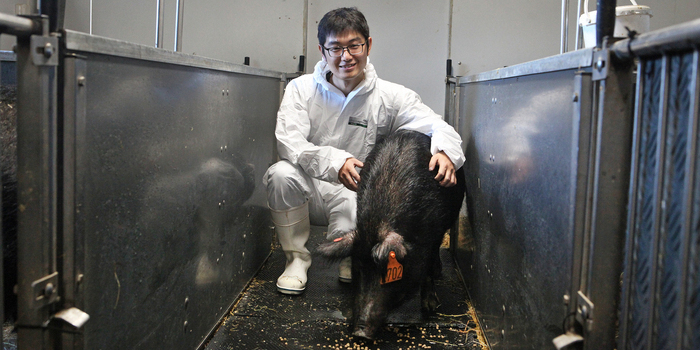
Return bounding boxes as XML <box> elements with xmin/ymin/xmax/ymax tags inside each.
<box><xmin>275</xmin><ymin>80</ymin><xmax>354</xmax><ymax>183</ymax></box>
<box><xmin>393</xmin><ymin>88</ymin><xmax>466</xmax><ymax>169</ymax></box>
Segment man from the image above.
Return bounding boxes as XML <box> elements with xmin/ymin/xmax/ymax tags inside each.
<box><xmin>263</xmin><ymin>7</ymin><xmax>465</xmax><ymax>295</ymax></box>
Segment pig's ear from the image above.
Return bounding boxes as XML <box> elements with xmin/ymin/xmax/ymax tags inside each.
<box><xmin>315</xmin><ymin>230</ymin><xmax>357</xmax><ymax>261</ymax></box>
<box><xmin>371</xmin><ymin>231</ymin><xmax>409</xmax><ymax>263</ymax></box>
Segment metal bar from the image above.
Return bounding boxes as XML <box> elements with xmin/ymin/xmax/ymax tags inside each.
<box><xmin>612</xmin><ymin>18</ymin><xmax>700</xmax><ymax>60</ymax></box>
<box><xmin>569</xmin><ymin>72</ymin><xmax>594</xmax><ymax>331</ymax></box>
<box><xmin>645</xmin><ymin>54</ymin><xmax>670</xmax><ymax>348</ymax></box>
<box><xmin>680</xmin><ymin>49</ymin><xmax>700</xmax><ymax>350</ymax></box>
<box><xmin>575</xmin><ymin>0</ymin><xmax>583</xmax><ymax>50</ymax></box>
<box><xmin>63</xmin><ymin>30</ymin><xmax>285</xmax><ymax>80</ymax></box>
<box><xmin>596</xmin><ymin>0</ymin><xmax>616</xmax><ymax>48</ymax></box>
<box><xmin>448</xmin><ymin>0</ymin><xmax>454</xmax><ymax>59</ymax></box>
<box><xmin>302</xmin><ymin>0</ymin><xmax>308</xmax><ymax>72</ymax></box>
<box><xmin>617</xmin><ymin>57</ymin><xmax>645</xmax><ymax>350</ymax></box>
<box><xmin>40</xmin><ymin>0</ymin><xmax>65</xmax><ymax>32</ymax></box>
<box><xmin>458</xmin><ymin>48</ymin><xmax>593</xmax><ymax>84</ymax></box>
<box><xmin>581</xmin><ymin>50</ymin><xmax>635</xmax><ymax>349</ymax></box>
<box><xmin>561</xmin><ymin>0</ymin><xmax>569</xmax><ymax>54</ymax></box>
<box><xmin>174</xmin><ymin>0</ymin><xmax>184</xmax><ymax>52</ymax></box>
<box><xmin>15</xmin><ymin>33</ymin><xmax>59</xmax><ymax>350</ymax></box>
<box><xmin>60</xmin><ymin>54</ymin><xmax>87</xmax><ymax>350</ymax></box>
<box><xmin>155</xmin><ymin>0</ymin><xmax>164</xmax><ymax>48</ymax></box>
<box><xmin>0</xmin><ymin>12</ymin><xmax>40</xmax><ymax>36</ymax></box>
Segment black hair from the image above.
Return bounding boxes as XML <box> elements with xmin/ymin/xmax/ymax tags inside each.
<box><xmin>317</xmin><ymin>7</ymin><xmax>370</xmax><ymax>48</ymax></box>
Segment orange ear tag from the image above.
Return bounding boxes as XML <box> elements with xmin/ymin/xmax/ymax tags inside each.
<box><xmin>381</xmin><ymin>251</ymin><xmax>403</xmax><ymax>285</ymax></box>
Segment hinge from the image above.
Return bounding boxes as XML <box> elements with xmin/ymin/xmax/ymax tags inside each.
<box><xmin>576</xmin><ymin>290</ymin><xmax>595</xmax><ymax>332</ymax></box>
<box><xmin>31</xmin><ymin>271</ymin><xmax>60</xmax><ymax>309</ymax></box>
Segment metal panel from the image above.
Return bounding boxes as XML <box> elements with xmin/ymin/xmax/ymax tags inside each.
<box><xmin>456</xmin><ymin>68</ymin><xmax>581</xmax><ymax>349</ymax></box>
<box><xmin>455</xmin><ymin>47</ymin><xmax>635</xmax><ymax>348</ymax></box>
<box><xmin>61</xmin><ymin>32</ymin><xmax>280</xmax><ymax>350</ymax></box>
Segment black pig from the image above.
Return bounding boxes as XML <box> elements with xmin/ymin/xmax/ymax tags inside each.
<box><xmin>317</xmin><ymin>129</ymin><xmax>465</xmax><ymax>339</ymax></box>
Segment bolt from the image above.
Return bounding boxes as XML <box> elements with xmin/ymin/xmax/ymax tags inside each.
<box><xmin>43</xmin><ymin>43</ymin><xmax>54</xmax><ymax>58</ymax></box>
<box><xmin>563</xmin><ymin>294</ymin><xmax>570</xmax><ymax>305</ymax></box>
<box><xmin>185</xmin><ymin>297</ymin><xmax>189</xmax><ymax>308</ymax></box>
<box><xmin>572</xmin><ymin>93</ymin><xmax>579</xmax><ymax>102</ymax></box>
<box><xmin>77</xmin><ymin>274</ymin><xmax>84</xmax><ymax>285</ymax></box>
<box><xmin>44</xmin><ymin>283</ymin><xmax>54</xmax><ymax>297</ymax></box>
<box><xmin>78</xmin><ymin>76</ymin><xmax>86</xmax><ymax>86</ymax></box>
<box><xmin>596</xmin><ymin>57</ymin><xmax>605</xmax><ymax>71</ymax></box>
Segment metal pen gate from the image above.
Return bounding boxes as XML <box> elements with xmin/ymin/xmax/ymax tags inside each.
<box><xmin>3</xmin><ymin>13</ymin><xmax>286</xmax><ymax>349</ymax></box>
<box><xmin>616</xmin><ymin>18</ymin><xmax>700</xmax><ymax>350</ymax></box>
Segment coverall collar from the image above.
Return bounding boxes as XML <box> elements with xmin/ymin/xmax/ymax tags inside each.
<box><xmin>313</xmin><ymin>58</ymin><xmax>377</xmax><ymax>98</ymax></box>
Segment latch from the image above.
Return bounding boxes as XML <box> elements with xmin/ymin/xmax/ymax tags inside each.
<box><xmin>576</xmin><ymin>290</ymin><xmax>595</xmax><ymax>332</ymax></box>
<box><xmin>31</xmin><ymin>271</ymin><xmax>59</xmax><ymax>308</ymax></box>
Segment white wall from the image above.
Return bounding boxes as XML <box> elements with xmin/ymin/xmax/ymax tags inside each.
<box><xmin>1</xmin><ymin>0</ymin><xmax>699</xmax><ymax>113</ymax></box>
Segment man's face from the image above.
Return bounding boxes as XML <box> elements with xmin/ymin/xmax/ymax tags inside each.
<box><xmin>319</xmin><ymin>30</ymin><xmax>372</xmax><ymax>85</ymax></box>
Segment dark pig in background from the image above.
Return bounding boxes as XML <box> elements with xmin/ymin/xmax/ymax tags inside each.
<box><xmin>317</xmin><ymin>129</ymin><xmax>465</xmax><ymax>339</ymax></box>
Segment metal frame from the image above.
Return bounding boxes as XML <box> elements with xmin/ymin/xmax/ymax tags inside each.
<box><xmin>14</xmin><ymin>29</ymin><xmax>60</xmax><ymax>350</ymax></box>
<box><xmin>63</xmin><ymin>30</ymin><xmax>286</xmax><ymax>80</ymax></box>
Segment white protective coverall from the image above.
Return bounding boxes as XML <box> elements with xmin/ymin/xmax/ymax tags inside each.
<box><xmin>263</xmin><ymin>59</ymin><xmax>466</xmax><ymax>239</ymax></box>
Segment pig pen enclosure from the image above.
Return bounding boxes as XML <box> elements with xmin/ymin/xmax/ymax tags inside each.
<box><xmin>1</xmin><ymin>11</ymin><xmax>700</xmax><ymax>350</ymax></box>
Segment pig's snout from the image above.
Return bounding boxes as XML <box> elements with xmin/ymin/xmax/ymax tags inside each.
<box><xmin>352</xmin><ymin>323</ymin><xmax>375</xmax><ymax>340</ymax></box>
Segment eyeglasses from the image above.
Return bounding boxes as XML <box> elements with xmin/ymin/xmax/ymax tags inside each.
<box><xmin>323</xmin><ymin>43</ymin><xmax>366</xmax><ymax>57</ymax></box>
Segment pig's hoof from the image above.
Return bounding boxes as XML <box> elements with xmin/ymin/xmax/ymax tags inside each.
<box><xmin>421</xmin><ymin>292</ymin><xmax>440</xmax><ymax>313</ymax></box>
<box><xmin>352</xmin><ymin>325</ymin><xmax>374</xmax><ymax>340</ymax></box>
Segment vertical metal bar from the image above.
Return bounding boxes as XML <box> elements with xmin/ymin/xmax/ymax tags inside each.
<box><xmin>596</xmin><ymin>0</ymin><xmax>617</xmax><ymax>48</ymax></box>
<box><xmin>60</xmin><ymin>54</ymin><xmax>86</xmax><ymax>350</ymax></box>
<box><xmin>15</xmin><ymin>33</ymin><xmax>59</xmax><ymax>350</ymax></box>
<box><xmin>680</xmin><ymin>49</ymin><xmax>700</xmax><ymax>350</ymax></box>
<box><xmin>575</xmin><ymin>0</ymin><xmax>583</xmax><ymax>50</ymax></box>
<box><xmin>155</xmin><ymin>0</ymin><xmax>164</xmax><ymax>48</ymax></box>
<box><xmin>569</xmin><ymin>72</ymin><xmax>594</xmax><ymax>330</ymax></box>
<box><xmin>89</xmin><ymin>0</ymin><xmax>92</xmax><ymax>34</ymax></box>
<box><xmin>584</xmin><ymin>52</ymin><xmax>635</xmax><ymax>349</ymax></box>
<box><xmin>301</xmin><ymin>0</ymin><xmax>308</xmax><ymax>72</ymax></box>
<box><xmin>40</xmin><ymin>0</ymin><xmax>65</xmax><ymax>32</ymax></box>
<box><xmin>561</xmin><ymin>0</ymin><xmax>569</xmax><ymax>54</ymax></box>
<box><xmin>645</xmin><ymin>54</ymin><xmax>670</xmax><ymax>349</ymax></box>
<box><xmin>448</xmin><ymin>0</ymin><xmax>454</xmax><ymax>59</ymax></box>
<box><xmin>174</xmin><ymin>0</ymin><xmax>184</xmax><ymax>52</ymax></box>
<box><xmin>618</xmin><ymin>57</ymin><xmax>645</xmax><ymax>350</ymax></box>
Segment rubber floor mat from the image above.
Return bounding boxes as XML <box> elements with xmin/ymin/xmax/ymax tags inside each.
<box><xmin>204</xmin><ymin>226</ymin><xmax>487</xmax><ymax>350</ymax></box>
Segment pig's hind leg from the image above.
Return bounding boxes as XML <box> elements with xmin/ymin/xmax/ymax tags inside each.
<box><xmin>420</xmin><ymin>248</ymin><xmax>443</xmax><ymax>314</ymax></box>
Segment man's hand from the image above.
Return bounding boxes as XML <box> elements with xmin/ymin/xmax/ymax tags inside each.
<box><xmin>429</xmin><ymin>151</ymin><xmax>457</xmax><ymax>187</ymax></box>
<box><xmin>339</xmin><ymin>158</ymin><xmax>364</xmax><ymax>191</ymax></box>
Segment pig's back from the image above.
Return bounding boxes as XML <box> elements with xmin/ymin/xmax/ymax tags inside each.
<box><xmin>357</xmin><ymin>130</ymin><xmax>464</xmax><ymax>242</ymax></box>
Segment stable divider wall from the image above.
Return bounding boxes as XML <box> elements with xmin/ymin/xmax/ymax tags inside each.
<box><xmin>15</xmin><ymin>30</ymin><xmax>284</xmax><ymax>350</ymax></box>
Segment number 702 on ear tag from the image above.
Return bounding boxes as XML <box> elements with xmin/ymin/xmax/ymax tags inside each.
<box><xmin>381</xmin><ymin>251</ymin><xmax>403</xmax><ymax>284</ymax></box>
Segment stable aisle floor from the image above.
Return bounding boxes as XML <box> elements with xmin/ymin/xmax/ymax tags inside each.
<box><xmin>204</xmin><ymin>226</ymin><xmax>487</xmax><ymax>350</ymax></box>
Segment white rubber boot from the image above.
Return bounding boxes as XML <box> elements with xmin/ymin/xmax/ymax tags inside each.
<box><xmin>271</xmin><ymin>201</ymin><xmax>312</xmax><ymax>295</ymax></box>
<box><xmin>339</xmin><ymin>256</ymin><xmax>352</xmax><ymax>283</ymax></box>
